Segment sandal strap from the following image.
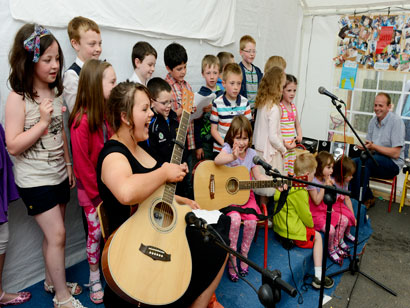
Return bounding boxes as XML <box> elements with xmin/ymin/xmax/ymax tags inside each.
<box><xmin>53</xmin><ymin>296</ymin><xmax>72</xmax><ymax>306</ymax></box>
<box><xmin>66</xmin><ymin>282</ymin><xmax>79</xmax><ymax>293</ymax></box>
<box><xmin>44</xmin><ymin>281</ymin><xmax>55</xmax><ymax>293</ymax></box>
<box><xmin>0</xmin><ymin>291</ymin><xmax>4</xmax><ymax>302</ymax></box>
<box><xmin>53</xmin><ymin>296</ymin><xmax>86</xmax><ymax>308</ymax></box>
<box><xmin>84</xmin><ymin>278</ymin><xmax>101</xmax><ymax>288</ymax></box>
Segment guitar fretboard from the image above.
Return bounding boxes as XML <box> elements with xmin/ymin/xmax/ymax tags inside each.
<box><xmin>239</xmin><ymin>179</ymin><xmax>290</xmax><ymax>190</ymax></box>
<box><xmin>162</xmin><ymin>110</ymin><xmax>190</xmax><ymax>205</ymax></box>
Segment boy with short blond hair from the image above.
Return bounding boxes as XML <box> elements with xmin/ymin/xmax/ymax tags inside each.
<box><xmin>130</xmin><ymin>41</ymin><xmax>157</xmax><ymax>85</ymax></box>
<box><xmin>216</xmin><ymin>51</ymin><xmax>235</xmax><ymax>91</ymax></box>
<box><xmin>210</xmin><ymin>63</ymin><xmax>252</xmax><ymax>153</ymax></box>
<box><xmin>193</xmin><ymin>55</ymin><xmax>224</xmax><ymax>162</ymax></box>
<box><xmin>239</xmin><ymin>35</ymin><xmax>263</xmax><ymax>118</ymax></box>
<box><xmin>273</xmin><ymin>152</ymin><xmax>334</xmax><ymax>289</ymax></box>
<box><xmin>64</xmin><ymin>16</ymin><xmax>102</xmax><ymax>113</ymax></box>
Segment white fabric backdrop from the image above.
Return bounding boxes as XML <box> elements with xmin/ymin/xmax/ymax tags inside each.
<box><xmin>296</xmin><ymin>15</ymin><xmax>338</xmax><ymax>140</ymax></box>
<box><xmin>0</xmin><ymin>0</ymin><xmax>303</xmax><ymax>291</ymax></box>
<box><xmin>9</xmin><ymin>0</ymin><xmax>236</xmax><ymax>47</ymax></box>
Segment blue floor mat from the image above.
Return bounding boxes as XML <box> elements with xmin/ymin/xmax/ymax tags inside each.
<box><xmin>18</xmin><ymin>201</ymin><xmax>371</xmax><ymax>308</ymax></box>
<box><xmin>216</xmin><ymin>200</ymin><xmax>372</xmax><ymax>308</ymax></box>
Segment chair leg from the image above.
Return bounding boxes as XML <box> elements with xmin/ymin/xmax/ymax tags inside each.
<box><xmin>393</xmin><ymin>177</ymin><xmax>397</xmax><ymax>203</ymax></box>
<box><xmin>388</xmin><ymin>182</ymin><xmax>393</xmax><ymax>213</ymax></box>
<box><xmin>263</xmin><ymin>220</ymin><xmax>268</xmax><ymax>269</ymax></box>
<box><xmin>400</xmin><ymin>172</ymin><xmax>409</xmax><ymax>213</ymax></box>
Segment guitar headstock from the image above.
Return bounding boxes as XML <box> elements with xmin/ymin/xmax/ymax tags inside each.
<box><xmin>292</xmin><ymin>175</ymin><xmax>308</xmax><ymax>187</ymax></box>
<box><xmin>181</xmin><ymin>88</ymin><xmax>194</xmax><ymax>114</ymax></box>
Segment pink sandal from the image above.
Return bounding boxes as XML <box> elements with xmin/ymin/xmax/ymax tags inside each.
<box><xmin>339</xmin><ymin>239</ymin><xmax>350</xmax><ymax>253</ymax></box>
<box><xmin>227</xmin><ymin>265</ymin><xmax>239</xmax><ymax>282</ymax></box>
<box><xmin>0</xmin><ymin>291</ymin><xmax>31</xmax><ymax>306</ymax></box>
<box><xmin>335</xmin><ymin>246</ymin><xmax>348</xmax><ymax>258</ymax></box>
<box><xmin>85</xmin><ymin>278</ymin><xmax>104</xmax><ymax>304</ymax></box>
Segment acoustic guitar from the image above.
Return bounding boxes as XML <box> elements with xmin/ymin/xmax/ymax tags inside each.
<box><xmin>102</xmin><ymin>89</ymin><xmax>194</xmax><ymax>305</ymax></box>
<box><xmin>193</xmin><ymin>160</ymin><xmax>307</xmax><ymax>211</ymax></box>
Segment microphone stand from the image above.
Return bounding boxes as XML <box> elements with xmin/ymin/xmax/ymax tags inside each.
<box><xmin>186</xmin><ymin>213</ymin><xmax>297</xmax><ymax>308</ymax></box>
<box><xmin>325</xmin><ymin>98</ymin><xmax>396</xmax><ymax>297</ymax></box>
<box><xmin>263</xmin><ymin>169</ymin><xmax>350</xmax><ymax>308</ymax></box>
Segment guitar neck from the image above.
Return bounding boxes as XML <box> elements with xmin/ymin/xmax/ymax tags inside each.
<box><xmin>238</xmin><ymin>179</ymin><xmax>291</xmax><ymax>190</ymax></box>
<box><xmin>163</xmin><ymin>109</ymin><xmax>190</xmax><ymax>204</ymax></box>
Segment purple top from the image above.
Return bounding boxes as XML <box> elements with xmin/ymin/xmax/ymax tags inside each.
<box><xmin>222</xmin><ymin>143</ymin><xmax>256</xmax><ymax>173</ymax></box>
<box><xmin>0</xmin><ymin>124</ymin><xmax>19</xmax><ymax>223</ymax></box>
<box><xmin>307</xmin><ymin>176</ymin><xmax>323</xmax><ymax>192</ymax></box>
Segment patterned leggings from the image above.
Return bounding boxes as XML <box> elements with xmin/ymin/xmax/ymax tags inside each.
<box><xmin>228</xmin><ymin>212</ymin><xmax>257</xmax><ymax>267</ymax></box>
<box><xmin>83</xmin><ymin>205</ymin><xmax>102</xmax><ymax>265</ymax></box>
<box><xmin>322</xmin><ymin>215</ymin><xmax>348</xmax><ymax>251</ymax></box>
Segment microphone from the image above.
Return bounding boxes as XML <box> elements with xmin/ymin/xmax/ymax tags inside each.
<box><xmin>253</xmin><ymin>155</ymin><xmax>276</xmax><ymax>172</ymax></box>
<box><xmin>318</xmin><ymin>87</ymin><xmax>345</xmax><ymax>104</ymax></box>
<box><xmin>185</xmin><ymin>212</ymin><xmax>207</xmax><ymax>228</ymax></box>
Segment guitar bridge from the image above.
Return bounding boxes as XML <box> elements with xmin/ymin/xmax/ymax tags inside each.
<box><xmin>139</xmin><ymin>243</ymin><xmax>171</xmax><ymax>261</ymax></box>
<box><xmin>209</xmin><ymin>174</ymin><xmax>215</xmax><ymax>199</ymax></box>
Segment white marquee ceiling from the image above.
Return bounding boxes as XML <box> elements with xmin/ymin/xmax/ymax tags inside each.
<box><xmin>301</xmin><ymin>0</ymin><xmax>410</xmax><ymax>15</ymax></box>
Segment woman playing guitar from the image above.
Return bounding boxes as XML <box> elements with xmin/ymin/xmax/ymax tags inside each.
<box><xmin>96</xmin><ymin>82</ymin><xmax>228</xmax><ymax>307</ymax></box>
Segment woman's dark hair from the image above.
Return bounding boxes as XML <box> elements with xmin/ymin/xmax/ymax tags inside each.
<box><xmin>106</xmin><ymin>81</ymin><xmax>151</xmax><ymax>133</ymax></box>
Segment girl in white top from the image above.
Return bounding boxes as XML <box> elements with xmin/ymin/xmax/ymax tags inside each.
<box><xmin>5</xmin><ymin>24</ymin><xmax>85</xmax><ymax>308</ymax></box>
<box><xmin>252</xmin><ymin>67</ymin><xmax>287</xmax><ymax>205</ymax></box>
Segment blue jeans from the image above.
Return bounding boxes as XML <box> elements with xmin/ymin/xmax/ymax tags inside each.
<box><xmin>350</xmin><ymin>153</ymin><xmax>399</xmax><ymax>201</ymax></box>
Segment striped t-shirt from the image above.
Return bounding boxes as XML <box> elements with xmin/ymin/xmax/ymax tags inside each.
<box><xmin>210</xmin><ymin>94</ymin><xmax>252</xmax><ymax>152</ymax></box>
<box><xmin>244</xmin><ymin>67</ymin><xmax>258</xmax><ymax>115</ymax></box>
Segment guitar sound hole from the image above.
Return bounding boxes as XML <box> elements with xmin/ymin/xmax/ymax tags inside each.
<box><xmin>153</xmin><ymin>202</ymin><xmax>174</xmax><ymax>228</ymax></box>
<box><xmin>226</xmin><ymin>178</ymin><xmax>239</xmax><ymax>194</ymax></box>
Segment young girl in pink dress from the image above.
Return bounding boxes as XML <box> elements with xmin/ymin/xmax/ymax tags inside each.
<box><xmin>308</xmin><ymin>152</ymin><xmax>346</xmax><ymax>266</ymax></box>
<box><xmin>279</xmin><ymin>74</ymin><xmax>302</xmax><ymax>176</ymax></box>
<box><xmin>332</xmin><ymin>156</ymin><xmax>357</xmax><ymax>248</ymax></box>
<box><xmin>214</xmin><ymin>115</ymin><xmax>268</xmax><ymax>282</ymax></box>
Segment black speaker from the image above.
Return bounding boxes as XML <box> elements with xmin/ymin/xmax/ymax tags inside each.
<box><xmin>318</xmin><ymin>140</ymin><xmax>331</xmax><ymax>153</ymax></box>
<box><xmin>301</xmin><ymin>137</ymin><xmax>318</xmax><ymax>154</ymax></box>
<box><xmin>348</xmin><ymin>144</ymin><xmax>362</xmax><ymax>159</ymax></box>
<box><xmin>331</xmin><ymin>142</ymin><xmax>348</xmax><ymax>159</ymax></box>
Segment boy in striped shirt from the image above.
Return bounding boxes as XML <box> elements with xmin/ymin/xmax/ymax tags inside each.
<box><xmin>210</xmin><ymin>63</ymin><xmax>252</xmax><ymax>153</ymax></box>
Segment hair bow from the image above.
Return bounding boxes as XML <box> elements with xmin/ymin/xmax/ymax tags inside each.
<box><xmin>23</xmin><ymin>24</ymin><xmax>51</xmax><ymax>63</ymax></box>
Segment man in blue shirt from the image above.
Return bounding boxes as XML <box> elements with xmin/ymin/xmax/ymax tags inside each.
<box><xmin>350</xmin><ymin>92</ymin><xmax>405</xmax><ymax>208</ymax></box>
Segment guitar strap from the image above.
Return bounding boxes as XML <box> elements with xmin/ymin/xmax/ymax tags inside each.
<box><xmin>219</xmin><ymin>189</ymin><xmax>290</xmax><ymax>220</ymax></box>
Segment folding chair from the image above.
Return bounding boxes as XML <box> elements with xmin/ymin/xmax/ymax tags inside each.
<box><xmin>96</xmin><ymin>202</ymin><xmax>109</xmax><ymax>242</ymax></box>
<box><xmin>369</xmin><ymin>176</ymin><xmax>397</xmax><ymax>213</ymax></box>
<box><xmin>253</xmin><ymin>203</ymin><xmax>269</xmax><ymax>269</ymax></box>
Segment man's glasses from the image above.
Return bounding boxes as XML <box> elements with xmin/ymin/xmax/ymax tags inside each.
<box><xmin>242</xmin><ymin>49</ymin><xmax>257</xmax><ymax>54</ymax></box>
<box><xmin>152</xmin><ymin>99</ymin><xmax>172</xmax><ymax>106</ymax></box>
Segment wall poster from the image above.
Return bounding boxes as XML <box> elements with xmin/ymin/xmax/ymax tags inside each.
<box><xmin>334</xmin><ymin>14</ymin><xmax>410</xmax><ymax>72</ymax></box>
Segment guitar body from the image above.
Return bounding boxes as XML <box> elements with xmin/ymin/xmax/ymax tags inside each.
<box><xmin>194</xmin><ymin>160</ymin><xmax>251</xmax><ymax>210</ymax></box>
<box><xmin>102</xmin><ymin>185</ymin><xmax>192</xmax><ymax>305</ymax></box>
